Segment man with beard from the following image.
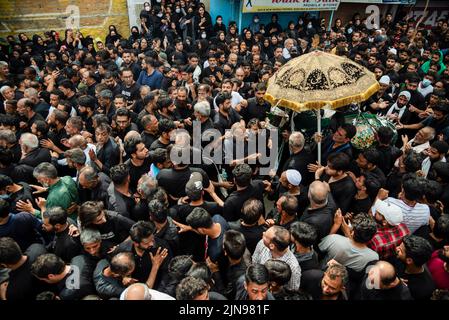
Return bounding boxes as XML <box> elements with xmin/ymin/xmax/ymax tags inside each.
<box><xmin>140</xmin><ymin>114</ymin><xmax>159</xmax><ymax>149</ymax></box>
<box><xmin>104</xmin><ymin>71</ymin><xmax>122</xmax><ymax>97</ymax></box>
<box><xmin>16</xmin><ymin>98</ymin><xmax>45</xmax><ymax>134</ymax></box>
<box><xmin>400</xmin><ymin>74</ymin><xmax>426</xmax><ymax>121</ymax></box>
<box><xmin>386</xmin><ymin>91</ymin><xmax>414</xmax><ymax>138</ymax></box>
<box><xmin>90</xmin><ymin>123</ymin><xmax>120</xmax><ymax>175</ymax></box>
<box><xmin>149</xmin><ymin>118</ymin><xmax>175</xmax><ymax>151</ymax></box>
<box><xmin>155</xmin><ymin>97</ymin><xmax>180</xmax><ymax>124</ymax></box>
<box><xmin>137</xmin><ymin>92</ymin><xmax>157</xmax><ymax>126</ymax></box>
<box><xmin>315</xmin><ymin>152</ymin><xmax>357</xmax><ymax>214</ymax></box>
<box><xmin>301</xmin><ymin>262</ymin><xmax>349</xmax><ymax>300</ymax></box>
<box><xmin>137</xmin><ymin>57</ymin><xmax>163</xmax><ymax>90</ymax></box>
<box><xmin>395</xmin><ymin>235</ymin><xmax>435</xmax><ymax>300</ymax></box>
<box><xmin>77</xmin><ymin>95</ymin><xmax>96</xmax><ymax>134</ymax></box>
<box><xmin>213</xmin><ymin>92</ymin><xmax>243</xmax><ymax>136</ymax></box>
<box><xmin>368</xmin><ymin>197</ymin><xmax>410</xmax><ymax>260</ymax></box>
<box><xmin>174</xmin><ymin>87</ymin><xmax>193</xmax><ymax>125</ymax></box>
<box><xmin>384</xmin><ymin>55</ymin><xmax>400</xmax><ymax>86</ymax></box>
<box><xmin>121</xmin><ymin>49</ymin><xmax>141</xmax><ymax>81</ymax></box>
<box><xmin>364</xmin><ymin>76</ymin><xmax>395</xmax><ymax>115</ymax></box>
<box><xmin>308</xmin><ymin>124</ymin><xmax>356</xmax><ymax>169</ymax></box>
<box><xmin>58</xmin><ymin>80</ymin><xmax>77</xmax><ymax>109</ymax></box>
<box><xmin>241</xmin><ymin>83</ymin><xmax>271</xmax><ymax>123</ymax></box>
<box><xmin>113</xmin><ymin>108</ymin><xmax>139</xmax><ymax>141</ymax></box>
<box><xmin>41</xmin><ymin>109</ymin><xmax>69</xmax><ymax>155</ymax></box>
<box><xmin>97</xmin><ymin>89</ymin><xmax>116</xmax><ymax>122</ymax></box>
<box><xmin>113</xmin><ymin>221</ymin><xmax>170</xmax><ymax>290</ymax></box>
<box><xmin>120</xmin><ymin>68</ymin><xmax>141</xmax><ymax>106</ymax></box>
<box><xmin>420</xmin><ymin>141</ymin><xmax>449</xmax><ymax>178</ymax></box>
<box><xmin>107</xmin><ymin>164</ymin><xmax>137</xmax><ymax>219</ymax></box>
<box><xmin>78</xmin><ymin>165</ymin><xmax>111</xmax><ymax>204</ymax></box>
<box><xmin>124</xmin><ymin>136</ymin><xmax>151</xmax><ymax>193</ymax></box>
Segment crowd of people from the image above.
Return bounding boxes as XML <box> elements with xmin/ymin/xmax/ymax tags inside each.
<box><xmin>0</xmin><ymin>0</ymin><xmax>449</xmax><ymax>301</ymax></box>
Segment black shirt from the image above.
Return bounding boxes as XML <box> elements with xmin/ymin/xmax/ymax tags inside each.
<box><xmin>400</xmin><ymin>268</ymin><xmax>436</xmax><ymax>300</ymax></box>
<box><xmin>230</xmin><ymin>222</ymin><xmax>266</xmax><ymax>254</ymax></box>
<box><xmin>241</xmin><ymin>97</ymin><xmax>271</xmax><ymax>123</ymax></box>
<box><xmin>9</xmin><ymin>182</ymin><xmax>34</xmax><ymax>214</ymax></box>
<box><xmin>157</xmin><ymin>166</ymin><xmax>210</xmax><ymax>200</ymax></box>
<box><xmin>376</xmin><ymin>145</ymin><xmax>402</xmax><ymax>176</ymax></box>
<box><xmin>19</xmin><ymin>147</ymin><xmax>52</xmax><ymax>168</ymax></box>
<box><xmin>141</xmin><ymin>131</ymin><xmax>158</xmax><ymax>150</ymax></box>
<box><xmin>323</xmin><ymin>175</ymin><xmax>357</xmax><ymax>214</ymax></box>
<box><xmin>47</xmin><ymin>225</ymin><xmax>82</xmax><ymax>263</ymax></box>
<box><xmin>281</xmin><ymin>149</ymin><xmax>315</xmax><ymax>186</ymax></box>
<box><xmin>213</xmin><ymin>108</ymin><xmax>242</xmax><ymax>136</ymax></box>
<box><xmin>359</xmin><ymin>278</ymin><xmax>413</xmax><ymax>300</ymax></box>
<box><xmin>94</xmin><ymin>211</ymin><xmax>135</xmax><ymax>247</ymax></box>
<box><xmin>150</xmin><ymin>138</ymin><xmax>170</xmax><ymax>151</ymax></box>
<box><xmin>171</xmin><ymin>202</ymin><xmax>219</xmax><ymax>261</ymax></box>
<box><xmin>207</xmin><ymin>215</ymin><xmax>230</xmax><ymax>262</ymax></box>
<box><xmin>349</xmin><ymin>197</ymin><xmax>373</xmax><ymax>216</ymax></box>
<box><xmin>223</xmin><ymin>180</ymin><xmax>265</xmax><ymax>222</ymax></box>
<box><xmin>48</xmin><ymin>127</ymin><xmax>70</xmax><ymax>152</ymax></box>
<box><xmin>299</xmin><ymin>196</ymin><xmax>337</xmax><ymax>243</ymax></box>
<box><xmin>124</xmin><ymin>157</ymin><xmax>152</xmax><ymax>192</ymax></box>
<box><xmin>115</xmin><ymin>238</ymin><xmax>171</xmax><ymax>289</ymax></box>
<box><xmin>6</xmin><ymin>243</ymin><xmax>47</xmax><ymax>300</ymax></box>
<box><xmin>301</xmin><ymin>269</ymin><xmax>347</xmax><ymax>300</ymax></box>
<box><xmin>0</xmin><ymin>213</ymin><xmax>44</xmax><ymax>251</ymax></box>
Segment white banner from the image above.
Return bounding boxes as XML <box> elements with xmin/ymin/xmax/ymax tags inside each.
<box><xmin>242</xmin><ymin>0</ymin><xmax>341</xmax><ymax>13</ymax></box>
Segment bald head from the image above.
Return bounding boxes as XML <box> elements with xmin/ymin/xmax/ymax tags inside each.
<box><xmin>368</xmin><ymin>260</ymin><xmax>397</xmax><ymax>290</ymax></box>
<box><xmin>123</xmin><ymin>283</ymin><xmax>151</xmax><ymax>300</ymax></box>
<box><xmin>308</xmin><ymin>181</ymin><xmax>329</xmax><ymax>206</ymax></box>
<box><xmin>69</xmin><ymin>134</ymin><xmax>87</xmax><ymax>149</ymax></box>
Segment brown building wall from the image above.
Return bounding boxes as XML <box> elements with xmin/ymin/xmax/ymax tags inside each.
<box><xmin>0</xmin><ymin>0</ymin><xmax>131</xmax><ymax>41</ymax></box>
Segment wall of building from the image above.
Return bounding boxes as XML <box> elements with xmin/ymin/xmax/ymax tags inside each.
<box><xmin>0</xmin><ymin>0</ymin><xmax>131</xmax><ymax>41</ymax></box>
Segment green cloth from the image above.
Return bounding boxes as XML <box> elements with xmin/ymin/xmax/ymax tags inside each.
<box><xmin>34</xmin><ymin>176</ymin><xmax>79</xmax><ymax>220</ymax></box>
<box><xmin>420</xmin><ymin>50</ymin><xmax>446</xmax><ymax>75</ymax></box>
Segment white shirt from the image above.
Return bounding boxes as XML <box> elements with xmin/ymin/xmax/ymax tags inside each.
<box><xmin>213</xmin><ymin>91</ymin><xmax>244</xmax><ymax>111</ymax></box>
<box><xmin>387</xmin><ymin>197</ymin><xmax>430</xmax><ymax>234</ymax></box>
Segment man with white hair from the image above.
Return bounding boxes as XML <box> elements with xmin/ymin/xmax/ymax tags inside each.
<box><xmin>0</xmin><ymin>129</ymin><xmax>21</xmax><ymax>163</ymax></box>
<box><xmin>68</xmin><ymin>134</ymin><xmax>96</xmax><ymax>167</ymax></box>
<box><xmin>18</xmin><ymin>132</ymin><xmax>51</xmax><ymax>167</ymax></box>
<box><xmin>280</xmin><ymin>131</ymin><xmax>314</xmax><ymax>185</ymax></box>
<box><xmin>120</xmin><ymin>283</ymin><xmax>175</xmax><ymax>300</ymax></box>
<box><xmin>16</xmin><ymin>98</ymin><xmax>45</xmax><ymax>133</ymax></box>
<box><xmin>24</xmin><ymin>87</ymin><xmax>50</xmax><ymax>118</ymax></box>
<box><xmin>0</xmin><ymin>61</ymin><xmax>9</xmax><ymax>82</ymax></box>
<box><xmin>193</xmin><ymin>101</ymin><xmax>215</xmax><ymax>147</ymax></box>
<box><xmin>0</xmin><ymin>85</ymin><xmax>15</xmax><ymax>101</ymax></box>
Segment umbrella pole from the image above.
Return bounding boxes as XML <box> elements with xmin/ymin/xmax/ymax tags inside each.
<box><xmin>316</xmin><ymin>109</ymin><xmax>321</xmax><ymax>165</ymax></box>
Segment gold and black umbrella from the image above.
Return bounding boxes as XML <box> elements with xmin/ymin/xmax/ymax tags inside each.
<box><xmin>265</xmin><ymin>50</ymin><xmax>380</xmax><ymax>163</ymax></box>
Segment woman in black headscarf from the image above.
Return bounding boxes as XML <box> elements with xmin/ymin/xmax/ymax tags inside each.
<box><xmin>128</xmin><ymin>26</ymin><xmax>141</xmax><ymax>47</ymax></box>
<box><xmin>31</xmin><ymin>35</ymin><xmax>46</xmax><ymax>57</ymax></box>
<box><xmin>105</xmin><ymin>25</ymin><xmax>122</xmax><ymax>45</ymax></box>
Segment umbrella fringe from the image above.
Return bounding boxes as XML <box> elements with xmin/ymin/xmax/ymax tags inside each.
<box><xmin>264</xmin><ymin>82</ymin><xmax>380</xmax><ymax>113</ymax></box>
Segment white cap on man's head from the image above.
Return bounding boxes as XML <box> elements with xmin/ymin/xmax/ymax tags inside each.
<box><xmin>286</xmin><ymin>169</ymin><xmax>302</xmax><ymax>186</ymax></box>
<box><xmin>372</xmin><ymin>199</ymin><xmax>403</xmax><ymax>226</ymax></box>
<box><xmin>379</xmin><ymin>75</ymin><xmax>390</xmax><ymax>85</ymax></box>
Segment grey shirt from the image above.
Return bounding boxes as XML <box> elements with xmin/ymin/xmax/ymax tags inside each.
<box><xmin>319</xmin><ymin>234</ymin><xmax>379</xmax><ymax>272</ymax></box>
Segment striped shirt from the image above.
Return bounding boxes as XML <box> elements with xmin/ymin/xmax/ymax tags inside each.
<box><xmin>252</xmin><ymin>240</ymin><xmax>301</xmax><ymax>291</ymax></box>
<box><xmin>387</xmin><ymin>197</ymin><xmax>430</xmax><ymax>234</ymax></box>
